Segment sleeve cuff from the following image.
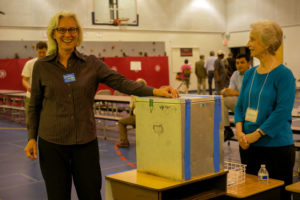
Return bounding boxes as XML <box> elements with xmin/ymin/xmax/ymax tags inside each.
<box><xmin>28</xmin><ymin>129</ymin><xmax>37</xmax><ymax>140</ymax></box>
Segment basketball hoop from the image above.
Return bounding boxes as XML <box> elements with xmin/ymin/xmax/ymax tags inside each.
<box><xmin>113</xmin><ymin>18</ymin><xmax>129</xmax><ymax>25</ymax></box>
<box><xmin>113</xmin><ymin>18</ymin><xmax>129</xmax><ymax>30</ymax></box>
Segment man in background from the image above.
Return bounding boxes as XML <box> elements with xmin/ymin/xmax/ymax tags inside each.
<box><xmin>21</xmin><ymin>41</ymin><xmax>47</xmax><ymax>127</ymax></box>
<box><xmin>221</xmin><ymin>54</ymin><xmax>250</xmax><ymax>141</ymax></box>
<box><xmin>195</xmin><ymin>55</ymin><xmax>207</xmax><ymax>94</ymax></box>
<box><xmin>204</xmin><ymin>51</ymin><xmax>217</xmax><ymax>95</ymax></box>
<box><xmin>224</xmin><ymin>52</ymin><xmax>236</xmax><ymax>87</ymax></box>
<box><xmin>117</xmin><ymin>78</ymin><xmax>147</xmax><ymax>147</ymax></box>
<box><xmin>214</xmin><ymin>50</ymin><xmax>226</xmax><ymax>95</ymax></box>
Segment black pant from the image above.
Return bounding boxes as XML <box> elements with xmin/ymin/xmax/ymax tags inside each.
<box><xmin>38</xmin><ymin>137</ymin><xmax>102</xmax><ymax>200</ymax></box>
<box><xmin>240</xmin><ymin>145</ymin><xmax>295</xmax><ymax>200</ymax></box>
<box><xmin>207</xmin><ymin>71</ymin><xmax>214</xmax><ymax>95</ymax></box>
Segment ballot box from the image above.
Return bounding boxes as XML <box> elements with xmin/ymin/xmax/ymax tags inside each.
<box><xmin>135</xmin><ymin>95</ymin><xmax>224</xmax><ymax>181</ymax></box>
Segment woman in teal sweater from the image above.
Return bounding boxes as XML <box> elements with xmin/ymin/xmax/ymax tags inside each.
<box><xmin>235</xmin><ymin>20</ymin><xmax>295</xmax><ymax>200</ymax></box>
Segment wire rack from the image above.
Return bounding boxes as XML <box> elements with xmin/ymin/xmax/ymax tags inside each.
<box><xmin>224</xmin><ymin>160</ymin><xmax>246</xmax><ymax>186</ymax></box>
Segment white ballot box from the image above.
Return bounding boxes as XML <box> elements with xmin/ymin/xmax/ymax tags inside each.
<box><xmin>136</xmin><ymin>95</ymin><xmax>224</xmax><ymax>181</ymax></box>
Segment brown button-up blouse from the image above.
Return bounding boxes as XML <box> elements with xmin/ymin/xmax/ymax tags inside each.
<box><xmin>28</xmin><ymin>50</ymin><xmax>154</xmax><ymax>145</ymax></box>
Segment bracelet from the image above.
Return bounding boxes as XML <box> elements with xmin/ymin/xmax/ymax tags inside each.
<box><xmin>257</xmin><ymin>128</ymin><xmax>264</xmax><ymax>137</ymax></box>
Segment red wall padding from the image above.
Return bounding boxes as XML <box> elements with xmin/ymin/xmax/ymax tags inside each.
<box><xmin>100</xmin><ymin>56</ymin><xmax>170</xmax><ymax>91</ymax></box>
<box><xmin>0</xmin><ymin>57</ymin><xmax>169</xmax><ymax>92</ymax></box>
<box><xmin>0</xmin><ymin>58</ymin><xmax>29</xmax><ymax>90</ymax></box>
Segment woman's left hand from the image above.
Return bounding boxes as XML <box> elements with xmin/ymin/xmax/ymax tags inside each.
<box><xmin>153</xmin><ymin>86</ymin><xmax>179</xmax><ymax>98</ymax></box>
<box><xmin>245</xmin><ymin>131</ymin><xmax>261</xmax><ymax>144</ymax></box>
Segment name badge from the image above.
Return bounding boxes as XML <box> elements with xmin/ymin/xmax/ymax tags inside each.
<box><xmin>245</xmin><ymin>108</ymin><xmax>258</xmax><ymax>122</ymax></box>
<box><xmin>63</xmin><ymin>73</ymin><xmax>76</xmax><ymax>83</ymax></box>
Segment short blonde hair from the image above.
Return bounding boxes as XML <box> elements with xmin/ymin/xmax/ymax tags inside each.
<box><xmin>250</xmin><ymin>20</ymin><xmax>282</xmax><ymax>55</ymax></box>
<box><xmin>47</xmin><ymin>10</ymin><xmax>83</xmax><ymax>55</ymax></box>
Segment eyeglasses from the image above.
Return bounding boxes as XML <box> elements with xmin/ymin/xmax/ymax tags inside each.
<box><xmin>55</xmin><ymin>27</ymin><xmax>79</xmax><ymax>34</ymax></box>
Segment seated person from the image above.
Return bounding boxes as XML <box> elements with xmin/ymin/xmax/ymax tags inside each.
<box><xmin>221</xmin><ymin>54</ymin><xmax>250</xmax><ymax>141</ymax></box>
<box><xmin>117</xmin><ymin>78</ymin><xmax>147</xmax><ymax>147</ymax></box>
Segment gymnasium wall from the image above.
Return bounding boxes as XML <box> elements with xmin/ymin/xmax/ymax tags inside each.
<box><xmin>0</xmin><ymin>57</ymin><xmax>169</xmax><ymax>92</ymax></box>
<box><xmin>0</xmin><ymin>0</ymin><xmax>226</xmax><ymax>32</ymax></box>
<box><xmin>226</xmin><ymin>0</ymin><xmax>300</xmax><ymax>87</ymax></box>
<box><xmin>0</xmin><ymin>58</ymin><xmax>29</xmax><ymax>91</ymax></box>
<box><xmin>102</xmin><ymin>56</ymin><xmax>169</xmax><ymax>90</ymax></box>
<box><xmin>0</xmin><ymin>0</ymin><xmax>228</xmax><ymax>91</ymax></box>
<box><xmin>5</xmin><ymin>0</ymin><xmax>300</xmax><ymax>89</ymax></box>
<box><xmin>0</xmin><ymin>41</ymin><xmax>166</xmax><ymax>59</ymax></box>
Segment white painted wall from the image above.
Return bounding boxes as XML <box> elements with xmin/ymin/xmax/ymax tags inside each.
<box><xmin>138</xmin><ymin>0</ymin><xmax>226</xmax><ymax>32</ymax></box>
<box><xmin>0</xmin><ymin>0</ymin><xmax>227</xmax><ymax>31</ymax></box>
<box><xmin>226</xmin><ymin>0</ymin><xmax>300</xmax><ymax>87</ymax></box>
<box><xmin>0</xmin><ymin>0</ymin><xmax>228</xmax><ymax>91</ymax></box>
<box><xmin>3</xmin><ymin>0</ymin><xmax>300</xmax><ymax>88</ymax></box>
<box><xmin>227</xmin><ymin>0</ymin><xmax>300</xmax><ymax>32</ymax></box>
<box><xmin>284</xmin><ymin>26</ymin><xmax>300</xmax><ymax>86</ymax></box>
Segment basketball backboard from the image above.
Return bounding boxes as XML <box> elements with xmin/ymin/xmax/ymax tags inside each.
<box><xmin>92</xmin><ymin>0</ymin><xmax>138</xmax><ymax>26</ymax></box>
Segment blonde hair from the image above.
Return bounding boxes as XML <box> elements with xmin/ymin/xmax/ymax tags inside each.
<box><xmin>250</xmin><ymin>20</ymin><xmax>282</xmax><ymax>55</ymax></box>
<box><xmin>47</xmin><ymin>10</ymin><xmax>83</xmax><ymax>55</ymax></box>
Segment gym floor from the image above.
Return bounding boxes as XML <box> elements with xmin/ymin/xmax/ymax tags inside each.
<box><xmin>1</xmin><ymin>94</ymin><xmax>300</xmax><ymax>200</ymax></box>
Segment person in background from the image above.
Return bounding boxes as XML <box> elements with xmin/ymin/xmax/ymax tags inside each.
<box><xmin>204</xmin><ymin>51</ymin><xmax>217</xmax><ymax>95</ymax></box>
<box><xmin>235</xmin><ymin>20</ymin><xmax>295</xmax><ymax>200</ymax></box>
<box><xmin>21</xmin><ymin>41</ymin><xmax>48</xmax><ymax>128</ymax></box>
<box><xmin>195</xmin><ymin>55</ymin><xmax>207</xmax><ymax>94</ymax></box>
<box><xmin>181</xmin><ymin>59</ymin><xmax>191</xmax><ymax>94</ymax></box>
<box><xmin>117</xmin><ymin>78</ymin><xmax>147</xmax><ymax>147</ymax></box>
<box><xmin>23</xmin><ymin>10</ymin><xmax>179</xmax><ymax>200</ymax></box>
<box><xmin>214</xmin><ymin>50</ymin><xmax>226</xmax><ymax>95</ymax></box>
<box><xmin>221</xmin><ymin>54</ymin><xmax>250</xmax><ymax>141</ymax></box>
<box><xmin>224</xmin><ymin>52</ymin><xmax>236</xmax><ymax>87</ymax></box>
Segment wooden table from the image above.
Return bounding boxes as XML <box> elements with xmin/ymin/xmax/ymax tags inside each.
<box><xmin>286</xmin><ymin>181</ymin><xmax>300</xmax><ymax>200</ymax></box>
<box><xmin>4</xmin><ymin>92</ymin><xmax>27</xmax><ymax>97</ymax></box>
<box><xmin>0</xmin><ymin>92</ymin><xmax>26</xmax><ymax>105</ymax></box>
<box><xmin>106</xmin><ymin>169</ymin><xmax>227</xmax><ymax>200</ymax></box>
<box><xmin>223</xmin><ymin>174</ymin><xmax>284</xmax><ymax>199</ymax></box>
<box><xmin>0</xmin><ymin>90</ymin><xmax>24</xmax><ymax>95</ymax></box>
<box><xmin>94</xmin><ymin>95</ymin><xmax>131</xmax><ymax>138</ymax></box>
<box><xmin>0</xmin><ymin>90</ymin><xmax>25</xmax><ymax>104</ymax></box>
<box><xmin>0</xmin><ymin>91</ymin><xmax>26</xmax><ymax>122</ymax></box>
<box><xmin>94</xmin><ymin>94</ymin><xmax>131</xmax><ymax>103</ymax></box>
<box><xmin>94</xmin><ymin>94</ymin><xmax>131</xmax><ymax>116</ymax></box>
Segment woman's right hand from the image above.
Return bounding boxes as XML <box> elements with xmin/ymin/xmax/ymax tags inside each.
<box><xmin>235</xmin><ymin>122</ymin><xmax>249</xmax><ymax>149</ymax></box>
<box><xmin>153</xmin><ymin>86</ymin><xmax>179</xmax><ymax>98</ymax></box>
<box><xmin>236</xmin><ymin>131</ymin><xmax>249</xmax><ymax>150</ymax></box>
<box><xmin>24</xmin><ymin>138</ymin><xmax>38</xmax><ymax>159</ymax></box>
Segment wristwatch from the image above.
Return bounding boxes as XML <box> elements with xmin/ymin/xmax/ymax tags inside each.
<box><xmin>257</xmin><ymin>128</ymin><xmax>265</xmax><ymax>137</ymax></box>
